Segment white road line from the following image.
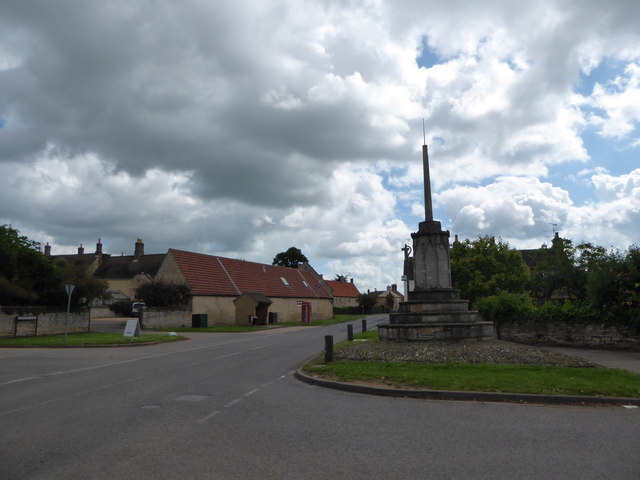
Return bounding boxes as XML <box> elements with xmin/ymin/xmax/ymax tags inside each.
<box><xmin>0</xmin><ymin>336</ymin><xmax>266</xmax><ymax>387</ymax></box>
<box><xmin>224</xmin><ymin>398</ymin><xmax>243</xmax><ymax>409</ymax></box>
<box><xmin>0</xmin><ymin>375</ymin><xmax>145</xmax><ymax>418</ymax></box>
<box><xmin>198</xmin><ymin>410</ymin><xmax>221</xmax><ymax>423</ymax></box>
<box><xmin>251</xmin><ymin>341</ymin><xmax>282</xmax><ymax>350</ymax></box>
<box><xmin>185</xmin><ymin>351</ymin><xmax>241</xmax><ymax>368</ymax></box>
<box><xmin>198</xmin><ymin>373</ymin><xmax>288</xmax><ymax>423</ymax></box>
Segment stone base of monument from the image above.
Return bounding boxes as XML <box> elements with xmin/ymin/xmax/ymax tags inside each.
<box><xmin>378</xmin><ymin>288</ymin><xmax>495</xmax><ymax>342</ymax></box>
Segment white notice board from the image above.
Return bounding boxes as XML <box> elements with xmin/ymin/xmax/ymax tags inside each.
<box><xmin>123</xmin><ymin>319</ymin><xmax>141</xmax><ymax>337</ymax></box>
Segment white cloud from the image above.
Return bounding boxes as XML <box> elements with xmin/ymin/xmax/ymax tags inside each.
<box><xmin>2</xmin><ymin>0</ymin><xmax>640</xmax><ymax>291</ymax></box>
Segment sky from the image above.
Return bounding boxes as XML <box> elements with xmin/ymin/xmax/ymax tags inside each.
<box><xmin>1</xmin><ymin>0</ymin><xmax>639</xmax><ymax>294</ymax></box>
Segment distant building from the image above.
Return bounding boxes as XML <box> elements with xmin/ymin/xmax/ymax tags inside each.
<box><xmin>325</xmin><ymin>278</ymin><xmax>360</xmax><ymax>308</ymax></box>
<box><xmin>369</xmin><ymin>284</ymin><xmax>404</xmax><ymax>311</ymax></box>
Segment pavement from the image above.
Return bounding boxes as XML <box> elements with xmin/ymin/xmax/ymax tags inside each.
<box><xmin>538</xmin><ymin>345</ymin><xmax>640</xmax><ymax>374</ymax></box>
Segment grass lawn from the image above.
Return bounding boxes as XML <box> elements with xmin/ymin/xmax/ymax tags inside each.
<box><xmin>153</xmin><ymin>325</ymin><xmax>268</xmax><ymax>333</ymax></box>
<box><xmin>305</xmin><ymin>361</ymin><xmax>640</xmax><ymax>398</ymax></box>
<box><xmin>0</xmin><ymin>332</ymin><xmax>186</xmax><ymax>347</ymax></box>
<box><xmin>277</xmin><ymin>314</ymin><xmax>365</xmax><ymax>327</ymax></box>
<box><xmin>304</xmin><ymin>331</ymin><xmax>640</xmax><ymax>398</ymax></box>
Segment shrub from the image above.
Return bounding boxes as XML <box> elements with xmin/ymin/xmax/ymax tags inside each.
<box><xmin>475</xmin><ymin>292</ymin><xmax>535</xmax><ymax>325</ymax></box>
<box><xmin>108</xmin><ymin>299</ymin><xmax>132</xmax><ymax>316</ymax></box>
<box><xmin>135</xmin><ymin>281</ymin><xmax>190</xmax><ymax>307</ymax></box>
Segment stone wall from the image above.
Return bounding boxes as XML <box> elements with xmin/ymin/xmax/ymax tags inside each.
<box><xmin>498</xmin><ymin>321</ymin><xmax>640</xmax><ymax>350</ymax></box>
<box><xmin>140</xmin><ymin>308</ymin><xmax>192</xmax><ymax>329</ymax></box>
<box><xmin>0</xmin><ymin>307</ymin><xmax>90</xmax><ymax>337</ymax></box>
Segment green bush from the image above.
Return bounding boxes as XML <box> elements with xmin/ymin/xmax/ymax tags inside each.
<box><xmin>108</xmin><ymin>299</ymin><xmax>132</xmax><ymax>316</ymax></box>
<box><xmin>475</xmin><ymin>292</ymin><xmax>535</xmax><ymax>324</ymax></box>
<box><xmin>135</xmin><ymin>281</ymin><xmax>190</xmax><ymax>307</ymax></box>
<box><xmin>534</xmin><ymin>300</ymin><xmax>604</xmax><ymax>325</ymax></box>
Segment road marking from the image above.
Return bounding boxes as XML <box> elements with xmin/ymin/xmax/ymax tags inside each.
<box><xmin>198</xmin><ymin>373</ymin><xmax>288</xmax><ymax>424</ymax></box>
<box><xmin>251</xmin><ymin>341</ymin><xmax>282</xmax><ymax>350</ymax></box>
<box><xmin>198</xmin><ymin>410</ymin><xmax>221</xmax><ymax>423</ymax></box>
<box><xmin>0</xmin><ymin>376</ymin><xmax>145</xmax><ymax>418</ymax></box>
<box><xmin>0</xmin><ymin>336</ymin><xmax>266</xmax><ymax>387</ymax></box>
<box><xmin>224</xmin><ymin>398</ymin><xmax>243</xmax><ymax>408</ymax></box>
<box><xmin>185</xmin><ymin>351</ymin><xmax>240</xmax><ymax>368</ymax></box>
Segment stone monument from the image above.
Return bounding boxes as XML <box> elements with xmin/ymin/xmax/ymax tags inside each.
<box><xmin>378</xmin><ymin>143</ymin><xmax>494</xmax><ymax>342</ymax></box>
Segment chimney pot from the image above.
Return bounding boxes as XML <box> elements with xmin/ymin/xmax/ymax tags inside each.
<box><xmin>134</xmin><ymin>238</ymin><xmax>144</xmax><ymax>259</ymax></box>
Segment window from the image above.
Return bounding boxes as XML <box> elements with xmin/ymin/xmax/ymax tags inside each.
<box><xmin>280</xmin><ymin>277</ymin><xmax>290</xmax><ymax>286</ymax></box>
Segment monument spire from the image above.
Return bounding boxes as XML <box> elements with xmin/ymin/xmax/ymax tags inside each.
<box><xmin>422</xmin><ymin>143</ymin><xmax>433</xmax><ymax>222</ymax></box>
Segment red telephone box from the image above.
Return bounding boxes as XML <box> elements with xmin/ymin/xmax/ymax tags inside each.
<box><xmin>301</xmin><ymin>302</ymin><xmax>312</xmax><ymax>323</ymax></box>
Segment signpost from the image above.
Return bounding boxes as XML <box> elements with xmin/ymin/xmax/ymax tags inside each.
<box><xmin>123</xmin><ymin>319</ymin><xmax>141</xmax><ymax>338</ymax></box>
<box><xmin>64</xmin><ymin>284</ymin><xmax>75</xmax><ymax>342</ymax></box>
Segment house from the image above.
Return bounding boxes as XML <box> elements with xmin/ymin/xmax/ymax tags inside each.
<box><xmin>155</xmin><ymin>249</ymin><xmax>333</xmax><ymax>325</ymax></box>
<box><xmin>369</xmin><ymin>284</ymin><xmax>404</xmax><ymax>311</ymax></box>
<box><xmin>93</xmin><ymin>239</ymin><xmax>166</xmax><ymax>300</ymax></box>
<box><xmin>47</xmin><ymin>238</ymin><xmax>165</xmax><ymax>303</ymax></box>
<box><xmin>325</xmin><ymin>279</ymin><xmax>360</xmax><ymax>307</ymax></box>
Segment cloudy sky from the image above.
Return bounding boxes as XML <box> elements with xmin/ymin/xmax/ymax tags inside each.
<box><xmin>1</xmin><ymin>0</ymin><xmax>639</xmax><ymax>293</ymax></box>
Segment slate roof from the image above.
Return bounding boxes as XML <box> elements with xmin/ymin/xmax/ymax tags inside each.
<box><xmin>168</xmin><ymin>249</ymin><xmax>333</xmax><ymax>299</ymax></box>
<box><xmin>325</xmin><ymin>280</ymin><xmax>360</xmax><ymax>298</ymax></box>
<box><xmin>94</xmin><ymin>254</ymin><xmax>166</xmax><ymax>279</ymax></box>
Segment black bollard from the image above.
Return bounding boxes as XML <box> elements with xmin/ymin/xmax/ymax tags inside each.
<box><xmin>347</xmin><ymin>324</ymin><xmax>354</xmax><ymax>341</ymax></box>
<box><xmin>362</xmin><ymin>318</ymin><xmax>367</xmax><ymax>333</ymax></box>
<box><xmin>324</xmin><ymin>335</ymin><xmax>334</xmax><ymax>363</ymax></box>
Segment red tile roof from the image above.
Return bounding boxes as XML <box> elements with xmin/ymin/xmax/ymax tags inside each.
<box><xmin>168</xmin><ymin>249</ymin><xmax>332</xmax><ymax>299</ymax></box>
<box><xmin>325</xmin><ymin>280</ymin><xmax>360</xmax><ymax>298</ymax></box>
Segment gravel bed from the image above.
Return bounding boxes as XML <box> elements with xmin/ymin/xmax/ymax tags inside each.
<box><xmin>334</xmin><ymin>339</ymin><xmax>596</xmax><ymax>367</ymax></box>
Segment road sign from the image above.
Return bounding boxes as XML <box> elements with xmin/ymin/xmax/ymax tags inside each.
<box><xmin>123</xmin><ymin>319</ymin><xmax>141</xmax><ymax>338</ymax></box>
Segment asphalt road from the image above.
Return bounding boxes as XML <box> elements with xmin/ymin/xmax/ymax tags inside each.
<box><xmin>1</xmin><ymin>315</ymin><xmax>639</xmax><ymax>479</ymax></box>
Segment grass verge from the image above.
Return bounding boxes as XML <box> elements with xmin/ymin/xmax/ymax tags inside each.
<box><xmin>304</xmin><ymin>331</ymin><xmax>640</xmax><ymax>398</ymax></box>
<box><xmin>304</xmin><ymin>361</ymin><xmax>640</xmax><ymax>397</ymax></box>
<box><xmin>0</xmin><ymin>332</ymin><xmax>186</xmax><ymax>347</ymax></box>
<box><xmin>153</xmin><ymin>325</ymin><xmax>267</xmax><ymax>333</ymax></box>
<box><xmin>278</xmin><ymin>314</ymin><xmax>365</xmax><ymax>327</ymax></box>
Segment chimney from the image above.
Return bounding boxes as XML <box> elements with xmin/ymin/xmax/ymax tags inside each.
<box><xmin>78</xmin><ymin>243</ymin><xmax>84</xmax><ymax>255</ymax></box>
<box><xmin>392</xmin><ymin>284</ymin><xmax>397</xmax><ymax>292</ymax></box>
<box><xmin>554</xmin><ymin>232</ymin><xmax>559</xmax><ymax>239</ymax></box>
<box><xmin>44</xmin><ymin>242</ymin><xmax>51</xmax><ymax>256</ymax></box>
<box><xmin>96</xmin><ymin>238</ymin><xmax>103</xmax><ymax>255</ymax></box>
<box><xmin>350</xmin><ymin>278</ymin><xmax>353</xmax><ymax>284</ymax></box>
<box><xmin>134</xmin><ymin>238</ymin><xmax>144</xmax><ymax>259</ymax></box>
<box><xmin>454</xmin><ymin>234</ymin><xmax>459</xmax><ymax>243</ymax></box>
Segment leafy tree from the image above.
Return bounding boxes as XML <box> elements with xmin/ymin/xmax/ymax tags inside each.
<box><xmin>0</xmin><ymin>225</ymin><xmax>58</xmax><ymax>305</ymax></box>
<box><xmin>451</xmin><ymin>236</ymin><xmax>531</xmax><ymax>306</ymax></box>
<box><xmin>529</xmin><ymin>236</ymin><xmax>585</xmax><ymax>302</ymax></box>
<box><xmin>584</xmin><ymin>245</ymin><xmax>640</xmax><ymax>325</ymax></box>
<box><xmin>385</xmin><ymin>292</ymin><xmax>395</xmax><ymax>311</ymax></box>
<box><xmin>272</xmin><ymin>247</ymin><xmax>308</xmax><ymax>268</ymax></box>
<box><xmin>135</xmin><ymin>281</ymin><xmax>191</xmax><ymax>307</ymax></box>
<box><xmin>0</xmin><ymin>225</ymin><xmax>108</xmax><ymax>306</ymax></box>
<box><xmin>356</xmin><ymin>292</ymin><xmax>378</xmax><ymax>313</ymax></box>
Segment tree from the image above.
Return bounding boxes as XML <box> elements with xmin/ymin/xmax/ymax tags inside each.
<box><xmin>385</xmin><ymin>292</ymin><xmax>395</xmax><ymax>311</ymax></box>
<box><xmin>529</xmin><ymin>236</ymin><xmax>586</xmax><ymax>302</ymax></box>
<box><xmin>135</xmin><ymin>281</ymin><xmax>191</xmax><ymax>307</ymax></box>
<box><xmin>272</xmin><ymin>247</ymin><xmax>308</xmax><ymax>268</ymax></box>
<box><xmin>0</xmin><ymin>225</ymin><xmax>108</xmax><ymax>306</ymax></box>
<box><xmin>451</xmin><ymin>236</ymin><xmax>531</xmax><ymax>306</ymax></box>
<box><xmin>0</xmin><ymin>225</ymin><xmax>58</xmax><ymax>305</ymax></box>
<box><xmin>356</xmin><ymin>292</ymin><xmax>378</xmax><ymax>313</ymax></box>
